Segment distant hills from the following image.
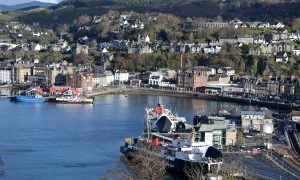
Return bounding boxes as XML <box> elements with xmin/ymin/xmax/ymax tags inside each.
<box><xmin>3</xmin><ymin>0</ymin><xmax>300</xmax><ymax>27</ymax></box>
<box><xmin>0</xmin><ymin>1</ymin><xmax>56</xmax><ymax>11</ymax></box>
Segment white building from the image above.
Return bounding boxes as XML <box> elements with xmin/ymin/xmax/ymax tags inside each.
<box><xmin>203</xmin><ymin>46</ymin><xmax>221</xmax><ymax>54</ymax></box>
<box><xmin>293</xmin><ymin>49</ymin><xmax>300</xmax><ymax>56</ymax></box>
<box><xmin>196</xmin><ymin>116</ymin><xmax>237</xmax><ymax>147</ymax></box>
<box><xmin>275</xmin><ymin>53</ymin><xmax>288</xmax><ymax>63</ymax></box>
<box><xmin>92</xmin><ymin>74</ymin><xmax>107</xmax><ymax>87</ymax></box>
<box><xmin>241</xmin><ymin>111</ymin><xmax>265</xmax><ymax>132</ymax></box>
<box><xmin>271</xmin><ymin>22</ymin><xmax>285</xmax><ymax>29</ymax></box>
<box><xmin>218</xmin><ymin>67</ymin><xmax>235</xmax><ymax>76</ymax></box>
<box><xmin>104</xmin><ymin>71</ymin><xmax>114</xmax><ymax>85</ymax></box>
<box><xmin>0</xmin><ymin>69</ymin><xmax>12</xmax><ymax>83</ymax></box>
<box><xmin>148</xmin><ymin>72</ymin><xmax>163</xmax><ymax>86</ymax></box>
<box><xmin>114</xmin><ymin>70</ymin><xmax>129</xmax><ymax>83</ymax></box>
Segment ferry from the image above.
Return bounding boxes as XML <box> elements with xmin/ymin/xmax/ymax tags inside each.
<box><xmin>120</xmin><ymin>104</ymin><xmax>223</xmax><ymax>174</ymax></box>
<box><xmin>55</xmin><ymin>96</ymin><xmax>94</xmax><ymax>104</ymax></box>
<box><xmin>145</xmin><ymin>103</ymin><xmax>191</xmax><ymax>133</ymax></box>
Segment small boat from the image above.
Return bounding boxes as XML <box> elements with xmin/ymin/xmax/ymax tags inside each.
<box><xmin>11</xmin><ymin>88</ymin><xmax>45</xmax><ymax>103</ymax></box>
<box><xmin>13</xmin><ymin>95</ymin><xmax>45</xmax><ymax>102</ymax></box>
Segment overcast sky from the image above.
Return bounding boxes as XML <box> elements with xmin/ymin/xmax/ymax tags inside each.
<box><xmin>0</xmin><ymin>0</ymin><xmax>62</xmax><ymax>5</ymax></box>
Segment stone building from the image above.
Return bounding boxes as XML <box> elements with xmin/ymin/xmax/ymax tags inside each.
<box><xmin>177</xmin><ymin>66</ymin><xmax>211</xmax><ymax>89</ymax></box>
<box><xmin>14</xmin><ymin>63</ymin><xmax>32</xmax><ymax>83</ymax></box>
<box><xmin>67</xmin><ymin>72</ymin><xmax>93</xmax><ymax>91</ymax></box>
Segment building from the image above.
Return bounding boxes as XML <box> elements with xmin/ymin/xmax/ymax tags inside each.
<box><xmin>0</xmin><ymin>68</ymin><xmax>12</xmax><ymax>83</ymax></box>
<box><xmin>114</xmin><ymin>70</ymin><xmax>129</xmax><ymax>83</ymax></box>
<box><xmin>14</xmin><ymin>63</ymin><xmax>32</xmax><ymax>83</ymax></box>
<box><xmin>241</xmin><ymin>111</ymin><xmax>265</xmax><ymax>132</ymax></box>
<box><xmin>255</xmin><ymin>80</ymin><xmax>280</xmax><ymax>95</ymax></box>
<box><xmin>104</xmin><ymin>70</ymin><xmax>114</xmax><ymax>85</ymax></box>
<box><xmin>182</xmin><ymin>21</ymin><xmax>229</xmax><ymax>30</ymax></box>
<box><xmin>45</xmin><ymin>64</ymin><xmax>73</xmax><ymax>86</ymax></box>
<box><xmin>272</xmin><ymin>30</ymin><xmax>288</xmax><ymax>41</ymax></box>
<box><xmin>289</xmin><ymin>111</ymin><xmax>300</xmax><ymax>123</ymax></box>
<box><xmin>195</xmin><ymin>116</ymin><xmax>236</xmax><ymax>147</ymax></box>
<box><xmin>207</xmin><ymin>74</ymin><xmax>230</xmax><ymax>86</ymax></box>
<box><xmin>217</xmin><ymin>67</ymin><xmax>235</xmax><ymax>76</ymax></box>
<box><xmin>92</xmin><ymin>74</ymin><xmax>107</xmax><ymax>87</ymax></box>
<box><xmin>148</xmin><ymin>72</ymin><xmax>164</xmax><ymax>87</ymax></box>
<box><xmin>130</xmin><ymin>79</ymin><xmax>142</xmax><ymax>87</ymax></box>
<box><xmin>275</xmin><ymin>52</ymin><xmax>288</xmax><ymax>63</ymax></box>
<box><xmin>71</xmin><ymin>43</ymin><xmax>89</xmax><ymax>55</ymax></box>
<box><xmin>67</xmin><ymin>72</ymin><xmax>93</xmax><ymax>91</ymax></box>
<box><xmin>177</xmin><ymin>66</ymin><xmax>210</xmax><ymax>89</ymax></box>
<box><xmin>237</xmin><ymin>35</ymin><xmax>254</xmax><ymax>44</ymax></box>
<box><xmin>55</xmin><ymin>74</ymin><xmax>67</xmax><ymax>86</ymax></box>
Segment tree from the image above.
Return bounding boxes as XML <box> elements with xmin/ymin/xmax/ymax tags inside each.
<box><xmin>104</xmin><ymin>146</ymin><xmax>166</xmax><ymax>180</ymax></box>
<box><xmin>89</xmin><ymin>39</ymin><xmax>97</xmax><ymax>48</ymax></box>
<box><xmin>39</xmin><ymin>31</ymin><xmax>57</xmax><ymax>44</ymax></box>
<box><xmin>184</xmin><ymin>163</ymin><xmax>205</xmax><ymax>180</ymax></box>
<box><xmin>73</xmin><ymin>53</ymin><xmax>93</xmax><ymax>65</ymax></box>
<box><xmin>292</xmin><ymin>18</ymin><xmax>300</xmax><ymax>32</ymax></box>
<box><xmin>74</xmin><ymin>15</ymin><xmax>91</xmax><ymax>28</ymax></box>
<box><xmin>56</xmin><ymin>24</ymin><xmax>70</xmax><ymax>35</ymax></box>
<box><xmin>40</xmin><ymin>52</ymin><xmax>63</xmax><ymax>64</ymax></box>
<box><xmin>125</xmin><ymin>149</ymin><xmax>166</xmax><ymax>180</ymax></box>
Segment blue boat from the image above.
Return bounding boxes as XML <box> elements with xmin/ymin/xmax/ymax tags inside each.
<box><xmin>14</xmin><ymin>95</ymin><xmax>45</xmax><ymax>102</ymax></box>
<box><xmin>12</xmin><ymin>87</ymin><xmax>45</xmax><ymax>103</ymax></box>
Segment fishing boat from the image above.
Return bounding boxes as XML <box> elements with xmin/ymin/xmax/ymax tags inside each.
<box><xmin>14</xmin><ymin>95</ymin><xmax>45</xmax><ymax>102</ymax></box>
<box><xmin>120</xmin><ymin>103</ymin><xmax>223</xmax><ymax>174</ymax></box>
<box><xmin>11</xmin><ymin>87</ymin><xmax>45</xmax><ymax>102</ymax></box>
<box><xmin>55</xmin><ymin>96</ymin><xmax>94</xmax><ymax>104</ymax></box>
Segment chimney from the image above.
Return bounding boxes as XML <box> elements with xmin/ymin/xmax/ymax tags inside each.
<box><xmin>180</xmin><ymin>53</ymin><xmax>183</xmax><ymax>70</ymax></box>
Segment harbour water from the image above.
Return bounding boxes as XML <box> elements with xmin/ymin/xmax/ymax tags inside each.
<box><xmin>0</xmin><ymin>95</ymin><xmax>266</xmax><ymax>179</ymax></box>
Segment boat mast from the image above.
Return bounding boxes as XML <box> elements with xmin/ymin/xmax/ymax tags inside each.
<box><xmin>146</xmin><ymin>110</ymin><xmax>151</xmax><ymax>140</ymax></box>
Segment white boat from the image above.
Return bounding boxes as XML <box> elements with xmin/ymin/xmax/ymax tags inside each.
<box><xmin>55</xmin><ymin>96</ymin><xmax>94</xmax><ymax>104</ymax></box>
<box><xmin>145</xmin><ymin>104</ymin><xmax>191</xmax><ymax>133</ymax></box>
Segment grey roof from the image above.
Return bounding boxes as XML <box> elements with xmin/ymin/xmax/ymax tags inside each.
<box><xmin>240</xmin><ymin>111</ymin><xmax>265</xmax><ymax>115</ymax></box>
<box><xmin>198</xmin><ymin>121</ymin><xmax>229</xmax><ymax>132</ymax></box>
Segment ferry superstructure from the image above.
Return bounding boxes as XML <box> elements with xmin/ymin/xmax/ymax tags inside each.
<box><xmin>121</xmin><ymin>103</ymin><xmax>223</xmax><ymax>174</ymax></box>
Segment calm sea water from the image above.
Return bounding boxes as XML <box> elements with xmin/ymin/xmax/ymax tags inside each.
<box><xmin>0</xmin><ymin>95</ymin><xmax>246</xmax><ymax>180</ymax></box>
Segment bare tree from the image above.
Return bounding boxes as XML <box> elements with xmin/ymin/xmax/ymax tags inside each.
<box><xmin>125</xmin><ymin>149</ymin><xmax>166</xmax><ymax>180</ymax></box>
<box><xmin>103</xmin><ymin>147</ymin><xmax>166</xmax><ymax>180</ymax></box>
<box><xmin>184</xmin><ymin>163</ymin><xmax>205</xmax><ymax>180</ymax></box>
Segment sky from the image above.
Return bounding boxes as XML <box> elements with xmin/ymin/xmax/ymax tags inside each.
<box><xmin>0</xmin><ymin>0</ymin><xmax>62</xmax><ymax>5</ymax></box>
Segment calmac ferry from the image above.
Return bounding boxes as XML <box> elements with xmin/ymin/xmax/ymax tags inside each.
<box><xmin>120</xmin><ymin>104</ymin><xmax>223</xmax><ymax>174</ymax></box>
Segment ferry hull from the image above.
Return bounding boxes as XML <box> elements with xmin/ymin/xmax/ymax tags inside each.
<box><xmin>13</xmin><ymin>96</ymin><xmax>45</xmax><ymax>102</ymax></box>
<box><xmin>55</xmin><ymin>98</ymin><xmax>94</xmax><ymax>104</ymax></box>
<box><xmin>55</xmin><ymin>100</ymin><xmax>93</xmax><ymax>104</ymax></box>
<box><xmin>120</xmin><ymin>146</ymin><xmax>214</xmax><ymax>174</ymax></box>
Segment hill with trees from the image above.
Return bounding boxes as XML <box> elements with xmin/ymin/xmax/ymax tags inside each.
<box><xmin>2</xmin><ymin>0</ymin><xmax>300</xmax><ymax>27</ymax></box>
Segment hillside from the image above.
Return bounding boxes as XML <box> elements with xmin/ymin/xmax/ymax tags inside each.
<box><xmin>0</xmin><ymin>1</ymin><xmax>56</xmax><ymax>11</ymax></box>
<box><xmin>5</xmin><ymin>0</ymin><xmax>300</xmax><ymax>27</ymax></box>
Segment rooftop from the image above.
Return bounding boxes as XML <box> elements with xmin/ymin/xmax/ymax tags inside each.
<box><xmin>240</xmin><ymin>111</ymin><xmax>265</xmax><ymax>115</ymax></box>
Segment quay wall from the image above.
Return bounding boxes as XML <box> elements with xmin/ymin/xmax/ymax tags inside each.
<box><xmin>87</xmin><ymin>87</ymin><xmax>293</xmax><ymax>110</ymax></box>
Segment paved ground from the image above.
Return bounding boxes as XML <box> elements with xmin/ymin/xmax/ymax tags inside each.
<box><xmin>223</xmin><ymin>153</ymin><xmax>297</xmax><ymax>180</ymax></box>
